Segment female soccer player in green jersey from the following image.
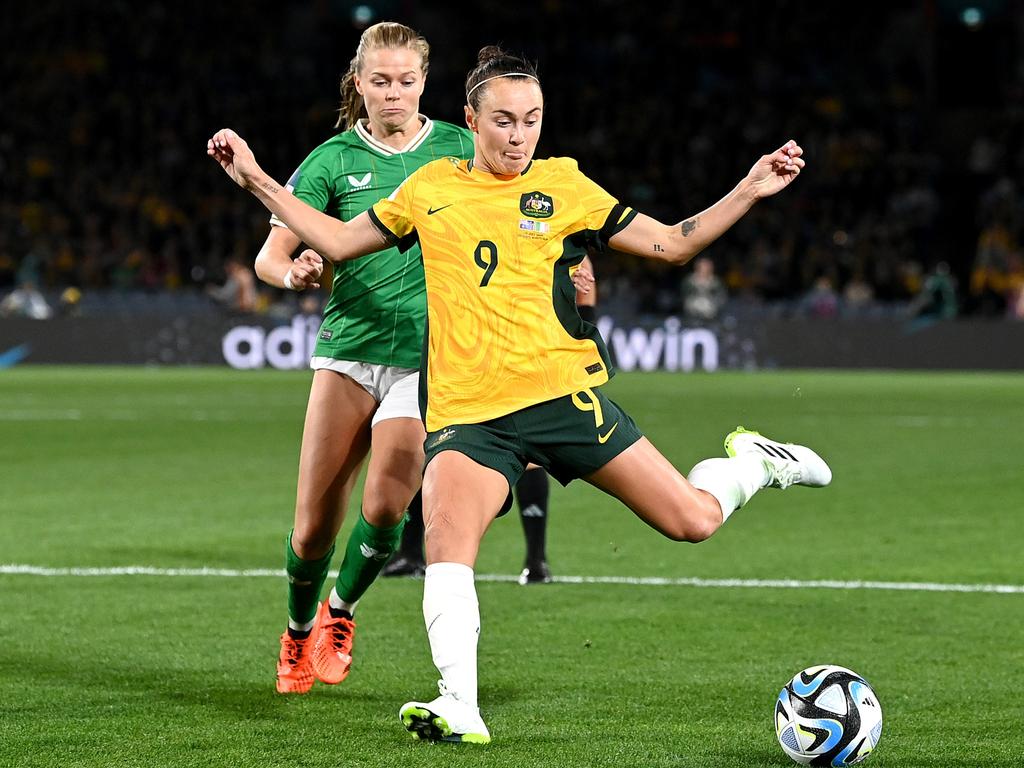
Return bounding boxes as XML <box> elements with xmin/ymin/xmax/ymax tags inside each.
<box><xmin>209</xmin><ymin>46</ymin><xmax>833</xmax><ymax>740</ymax></box>
<box><xmin>255</xmin><ymin>22</ymin><xmax>477</xmax><ymax>695</ymax></box>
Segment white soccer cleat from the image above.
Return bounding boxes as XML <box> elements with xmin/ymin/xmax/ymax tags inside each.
<box><xmin>399</xmin><ymin>689</ymin><xmax>491</xmax><ymax>744</ymax></box>
<box><xmin>725</xmin><ymin>426</ymin><xmax>832</xmax><ymax>490</ymax></box>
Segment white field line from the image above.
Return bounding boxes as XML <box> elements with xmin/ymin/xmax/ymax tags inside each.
<box><xmin>1</xmin><ymin>564</ymin><xmax>1021</xmax><ymax>594</ymax></box>
<box><xmin>0</xmin><ymin>410</ymin><xmax>280</xmax><ymax>422</ymax></box>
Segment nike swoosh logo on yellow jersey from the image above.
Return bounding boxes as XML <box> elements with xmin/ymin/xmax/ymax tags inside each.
<box><xmin>427</xmin><ymin>204</ymin><xmax>454</xmax><ymax>215</ymax></box>
<box><xmin>598</xmin><ymin>422</ymin><xmax>619</xmax><ymax>444</ymax></box>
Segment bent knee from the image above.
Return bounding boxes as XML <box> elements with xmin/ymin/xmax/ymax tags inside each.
<box><xmin>362</xmin><ymin>496</ymin><xmax>414</xmax><ymax>528</ymax></box>
<box><xmin>290</xmin><ymin>524</ymin><xmax>336</xmax><ymax>560</ymax></box>
<box><xmin>663</xmin><ymin>500</ymin><xmax>723</xmax><ymax>543</ymax></box>
<box><xmin>362</xmin><ymin>505</ymin><xmax>409</xmax><ymax>529</ymax></box>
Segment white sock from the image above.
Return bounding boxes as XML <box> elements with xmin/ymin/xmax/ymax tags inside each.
<box><xmin>287</xmin><ymin>616</ymin><xmax>316</xmax><ymax>634</ymax></box>
<box><xmin>687</xmin><ymin>454</ymin><xmax>770</xmax><ymax>522</ymax></box>
<box><xmin>328</xmin><ymin>587</ymin><xmax>358</xmax><ymax>616</ymax></box>
<box><xmin>422</xmin><ymin>562</ymin><xmax>480</xmax><ymax>709</ymax></box>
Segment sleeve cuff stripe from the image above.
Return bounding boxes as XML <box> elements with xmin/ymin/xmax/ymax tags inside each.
<box><xmin>367</xmin><ymin>208</ymin><xmax>399</xmax><ymax>243</ymax></box>
<box><xmin>613</xmin><ymin>207</ymin><xmax>638</xmax><ymax>233</ymax></box>
<box><xmin>598</xmin><ymin>204</ymin><xmax>636</xmax><ymax>247</ymax></box>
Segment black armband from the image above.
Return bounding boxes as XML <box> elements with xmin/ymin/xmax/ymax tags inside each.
<box><xmin>578</xmin><ymin>305</ymin><xmax>597</xmax><ymax>323</ymax></box>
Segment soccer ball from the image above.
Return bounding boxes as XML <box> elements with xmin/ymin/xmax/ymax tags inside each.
<box><xmin>774</xmin><ymin>665</ymin><xmax>883</xmax><ymax>766</ymax></box>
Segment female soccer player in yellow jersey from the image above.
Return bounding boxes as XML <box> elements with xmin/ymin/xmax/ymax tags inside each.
<box><xmin>208</xmin><ymin>45</ymin><xmax>832</xmax><ymax>743</ymax></box>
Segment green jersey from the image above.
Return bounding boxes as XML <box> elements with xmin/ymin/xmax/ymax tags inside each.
<box><xmin>272</xmin><ymin>117</ymin><xmax>474</xmax><ymax>367</ymax></box>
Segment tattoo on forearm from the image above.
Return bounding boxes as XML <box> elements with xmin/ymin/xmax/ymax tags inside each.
<box><xmin>681</xmin><ymin>217</ymin><xmax>699</xmax><ymax>237</ymax></box>
<box><xmin>258</xmin><ymin>179</ymin><xmax>280</xmax><ymax>195</ymax></box>
<box><xmin>654</xmin><ymin>243</ymin><xmax>664</xmax><ymax>252</ymax></box>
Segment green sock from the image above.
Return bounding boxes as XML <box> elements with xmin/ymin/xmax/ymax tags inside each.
<box><xmin>285</xmin><ymin>531</ymin><xmax>334</xmax><ymax>626</ymax></box>
<box><xmin>334</xmin><ymin>512</ymin><xmax>406</xmax><ymax>605</ymax></box>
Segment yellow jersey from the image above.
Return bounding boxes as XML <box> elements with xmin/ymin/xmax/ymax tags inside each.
<box><xmin>369</xmin><ymin>157</ymin><xmax>636</xmax><ymax>431</ymax></box>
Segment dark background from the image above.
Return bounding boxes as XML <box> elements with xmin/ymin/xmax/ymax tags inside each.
<box><xmin>3</xmin><ymin>0</ymin><xmax>1022</xmax><ymax>319</ymax></box>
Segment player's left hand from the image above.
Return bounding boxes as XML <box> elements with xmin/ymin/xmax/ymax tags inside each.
<box><xmin>746</xmin><ymin>140</ymin><xmax>805</xmax><ymax>199</ymax></box>
<box><xmin>285</xmin><ymin>249</ymin><xmax>324</xmax><ymax>291</ymax></box>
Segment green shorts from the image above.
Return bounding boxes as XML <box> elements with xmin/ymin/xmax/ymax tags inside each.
<box><xmin>423</xmin><ymin>387</ymin><xmax>644</xmax><ymax>513</ymax></box>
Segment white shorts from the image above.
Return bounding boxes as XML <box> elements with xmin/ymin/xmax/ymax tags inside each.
<box><xmin>309</xmin><ymin>357</ymin><xmax>421</xmax><ymax>427</ymax></box>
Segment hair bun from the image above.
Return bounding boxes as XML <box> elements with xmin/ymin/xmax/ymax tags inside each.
<box><xmin>477</xmin><ymin>45</ymin><xmax>508</xmax><ymax>66</ymax></box>
<box><xmin>465</xmin><ymin>45</ymin><xmax>539</xmax><ymax>108</ymax></box>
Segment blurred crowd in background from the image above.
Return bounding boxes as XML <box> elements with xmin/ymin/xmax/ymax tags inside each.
<box><xmin>3</xmin><ymin>0</ymin><xmax>1024</xmax><ymax>321</ymax></box>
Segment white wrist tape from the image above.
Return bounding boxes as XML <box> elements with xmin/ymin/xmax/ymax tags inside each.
<box><xmin>283</xmin><ymin>270</ymin><xmax>298</xmax><ymax>291</ymax></box>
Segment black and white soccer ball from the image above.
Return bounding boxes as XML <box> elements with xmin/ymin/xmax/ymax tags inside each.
<box><xmin>775</xmin><ymin>665</ymin><xmax>883</xmax><ymax>766</ymax></box>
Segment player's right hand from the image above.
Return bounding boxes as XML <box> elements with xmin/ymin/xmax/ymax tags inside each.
<box><xmin>207</xmin><ymin>129</ymin><xmax>261</xmax><ymax>189</ymax></box>
<box><xmin>285</xmin><ymin>249</ymin><xmax>323</xmax><ymax>291</ymax></box>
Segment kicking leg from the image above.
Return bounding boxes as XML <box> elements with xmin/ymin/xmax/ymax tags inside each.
<box><xmin>587</xmin><ymin>429</ymin><xmax>831</xmax><ymax>542</ymax></box>
<box><xmin>586</xmin><ymin>437</ymin><xmax>768</xmax><ymax>542</ymax></box>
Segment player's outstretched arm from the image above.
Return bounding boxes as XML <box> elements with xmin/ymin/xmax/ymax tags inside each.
<box><xmin>207</xmin><ymin>129</ymin><xmax>389</xmax><ymax>263</ymax></box>
<box><xmin>609</xmin><ymin>140</ymin><xmax>805</xmax><ymax>266</ymax></box>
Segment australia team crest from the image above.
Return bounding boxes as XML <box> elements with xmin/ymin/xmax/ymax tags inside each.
<box><xmin>520</xmin><ymin>191</ymin><xmax>554</xmax><ymax>219</ymax></box>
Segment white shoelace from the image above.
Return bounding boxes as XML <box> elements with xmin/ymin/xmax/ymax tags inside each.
<box><xmin>769</xmin><ymin>460</ymin><xmax>802</xmax><ymax>490</ymax></box>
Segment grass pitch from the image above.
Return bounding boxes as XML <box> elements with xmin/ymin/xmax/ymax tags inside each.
<box><xmin>1</xmin><ymin>367</ymin><xmax>1022</xmax><ymax>767</ymax></box>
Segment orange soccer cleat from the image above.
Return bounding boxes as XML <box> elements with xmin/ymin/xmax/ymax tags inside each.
<box><xmin>311</xmin><ymin>600</ymin><xmax>356</xmax><ymax>684</ymax></box>
<box><xmin>276</xmin><ymin>628</ymin><xmax>317</xmax><ymax>694</ymax></box>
